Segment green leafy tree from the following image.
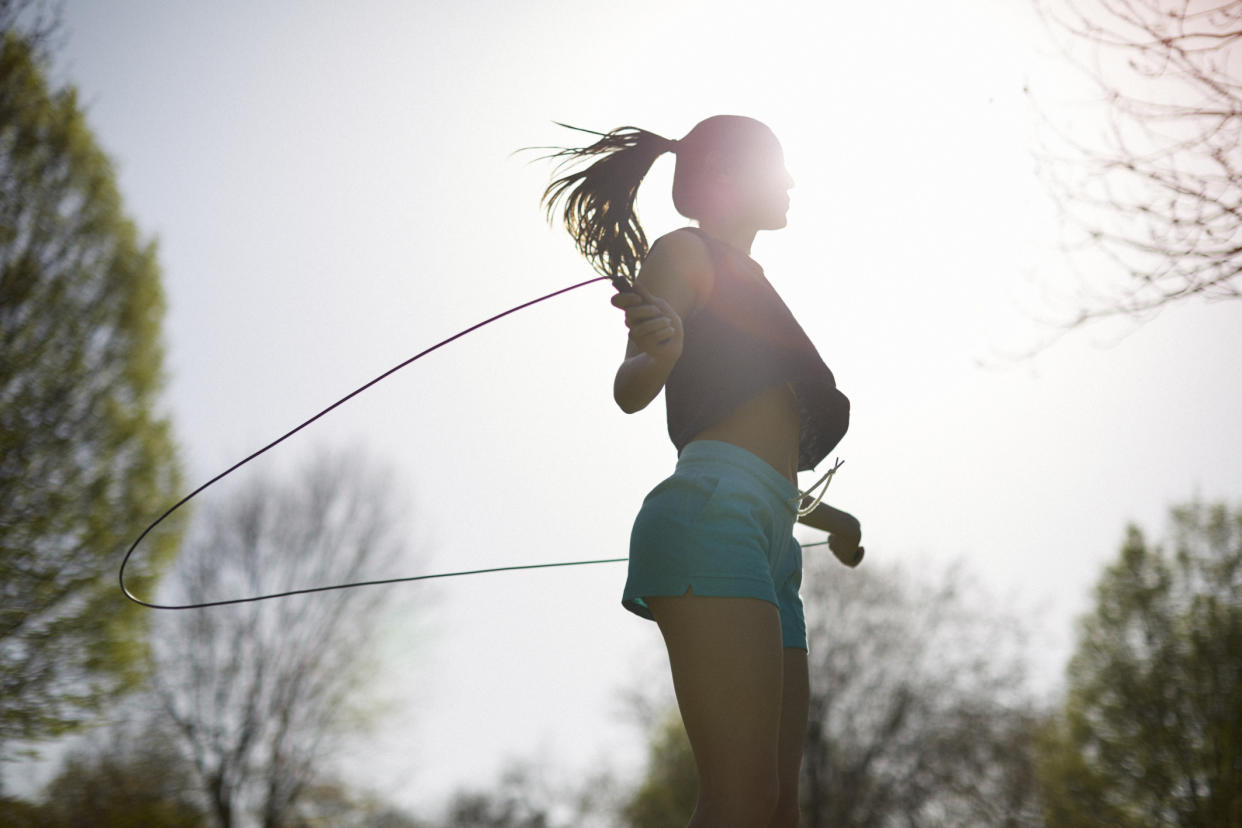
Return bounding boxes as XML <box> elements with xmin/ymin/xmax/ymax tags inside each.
<box><xmin>0</xmin><ymin>11</ymin><xmax>182</xmax><ymax>759</ymax></box>
<box><xmin>1037</xmin><ymin>500</ymin><xmax>1242</xmax><ymax>827</ymax></box>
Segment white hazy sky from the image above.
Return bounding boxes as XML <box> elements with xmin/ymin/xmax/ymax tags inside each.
<box><xmin>25</xmin><ymin>0</ymin><xmax>1242</xmax><ymax>817</ymax></box>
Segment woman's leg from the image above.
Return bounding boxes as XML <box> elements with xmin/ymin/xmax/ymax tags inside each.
<box><xmin>772</xmin><ymin>648</ymin><xmax>809</xmax><ymax>828</ymax></box>
<box><xmin>647</xmin><ymin>591</ymin><xmax>784</xmax><ymax>828</ymax></box>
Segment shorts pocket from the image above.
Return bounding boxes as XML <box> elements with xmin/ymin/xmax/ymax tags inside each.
<box><xmin>695</xmin><ymin>474</ymin><xmax>768</xmax><ymax>529</ymax></box>
<box><xmin>635</xmin><ymin>472</ymin><xmax>724</xmax><ymax>536</ymax></box>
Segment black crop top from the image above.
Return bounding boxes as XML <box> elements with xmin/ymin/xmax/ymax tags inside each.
<box><xmin>662</xmin><ymin>228</ymin><xmax>850</xmax><ymax>471</ymax></box>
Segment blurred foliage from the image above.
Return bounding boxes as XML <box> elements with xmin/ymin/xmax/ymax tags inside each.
<box><xmin>0</xmin><ymin>717</ymin><xmax>208</xmax><ymax>827</ymax></box>
<box><xmin>445</xmin><ymin>783</ymin><xmax>551</xmax><ymax>828</ymax></box>
<box><xmin>0</xmin><ymin>10</ymin><xmax>182</xmax><ymax>757</ymax></box>
<box><xmin>1037</xmin><ymin>500</ymin><xmax>1242</xmax><ymax>827</ymax></box>
<box><xmin>438</xmin><ymin>759</ymin><xmax>618</xmax><ymax>828</ymax></box>
<box><xmin>286</xmin><ymin>779</ymin><xmax>427</xmax><ymax>827</ymax></box>
<box><xmin>0</xmin><ymin>795</ymin><xmax>45</xmax><ymax>828</ymax></box>
<box><xmin>619</xmin><ymin>714</ymin><xmax>696</xmax><ymax>828</ymax></box>
<box><xmin>0</xmin><ymin>713</ymin><xmax>429</xmax><ymax>828</ymax></box>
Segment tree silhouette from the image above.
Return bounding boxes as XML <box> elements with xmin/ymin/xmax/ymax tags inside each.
<box><xmin>799</xmin><ymin>556</ymin><xmax>1041</xmax><ymax>826</ymax></box>
<box><xmin>1037</xmin><ymin>500</ymin><xmax>1242</xmax><ymax>827</ymax></box>
<box><xmin>148</xmin><ymin>452</ymin><xmax>413</xmax><ymax>828</ymax></box>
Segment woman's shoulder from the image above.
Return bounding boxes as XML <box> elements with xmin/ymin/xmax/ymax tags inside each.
<box><xmin>651</xmin><ymin>226</ymin><xmax>713</xmax><ymax>258</ymax></box>
<box><xmin>641</xmin><ymin>227</ymin><xmax>715</xmax><ymax>307</ymax></box>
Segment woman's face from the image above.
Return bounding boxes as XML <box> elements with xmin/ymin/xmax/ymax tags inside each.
<box><xmin>737</xmin><ymin>140</ymin><xmax>795</xmax><ymax>230</ymax></box>
<box><xmin>721</xmin><ymin>133</ymin><xmax>794</xmax><ymax>230</ymax></box>
<box><xmin>674</xmin><ymin>118</ymin><xmax>794</xmax><ymax>229</ymax></box>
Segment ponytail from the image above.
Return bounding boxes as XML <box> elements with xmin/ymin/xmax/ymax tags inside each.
<box><xmin>537</xmin><ymin>124</ymin><xmax>676</xmax><ymax>290</ymax></box>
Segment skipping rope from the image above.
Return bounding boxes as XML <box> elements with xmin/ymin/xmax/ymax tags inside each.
<box><xmin>119</xmin><ymin>275</ymin><xmax>838</xmax><ymax>611</ymax></box>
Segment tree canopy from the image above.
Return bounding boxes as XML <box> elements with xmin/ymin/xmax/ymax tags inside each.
<box><xmin>0</xmin><ymin>20</ymin><xmax>182</xmax><ymax>756</ymax></box>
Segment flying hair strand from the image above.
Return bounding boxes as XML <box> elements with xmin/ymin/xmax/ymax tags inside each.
<box><xmin>535</xmin><ymin>123</ymin><xmax>676</xmax><ymax>290</ymax></box>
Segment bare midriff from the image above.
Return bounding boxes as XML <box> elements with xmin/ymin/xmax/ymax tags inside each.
<box><xmin>688</xmin><ymin>384</ymin><xmax>801</xmax><ymax>484</ymax></box>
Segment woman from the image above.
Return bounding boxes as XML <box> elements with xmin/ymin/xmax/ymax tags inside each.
<box><xmin>541</xmin><ymin>115</ymin><xmax>863</xmax><ymax>828</ymax></box>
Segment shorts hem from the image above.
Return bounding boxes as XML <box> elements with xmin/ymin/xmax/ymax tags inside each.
<box><xmin>622</xmin><ymin>574</ymin><xmax>779</xmax><ymax>620</ymax></box>
<box><xmin>621</xmin><ymin>586</ymin><xmax>809</xmax><ymax>651</ymax></box>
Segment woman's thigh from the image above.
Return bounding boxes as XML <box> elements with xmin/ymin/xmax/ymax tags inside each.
<box><xmin>647</xmin><ymin>592</ymin><xmax>784</xmax><ymax>792</ymax></box>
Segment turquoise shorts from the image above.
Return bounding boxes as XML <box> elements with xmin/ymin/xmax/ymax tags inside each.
<box><xmin>622</xmin><ymin>440</ymin><xmax>807</xmax><ymax>651</ymax></box>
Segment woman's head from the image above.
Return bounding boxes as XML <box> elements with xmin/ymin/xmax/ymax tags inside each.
<box><xmin>672</xmin><ymin>115</ymin><xmax>792</xmax><ymax>231</ymax></box>
<box><xmin>539</xmin><ymin>115</ymin><xmax>791</xmax><ymax>287</ymax></box>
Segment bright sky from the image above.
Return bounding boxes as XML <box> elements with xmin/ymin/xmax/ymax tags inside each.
<box><xmin>34</xmin><ymin>0</ymin><xmax>1242</xmax><ymax>816</ymax></box>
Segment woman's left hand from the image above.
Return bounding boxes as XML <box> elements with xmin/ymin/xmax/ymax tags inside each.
<box><xmin>828</xmin><ymin>520</ymin><xmax>864</xmax><ymax>568</ymax></box>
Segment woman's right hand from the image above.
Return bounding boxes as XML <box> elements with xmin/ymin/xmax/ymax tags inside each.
<box><xmin>611</xmin><ymin>282</ymin><xmax>684</xmax><ymax>364</ymax></box>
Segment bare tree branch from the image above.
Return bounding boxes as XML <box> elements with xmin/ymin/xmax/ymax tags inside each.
<box><xmin>799</xmin><ymin>558</ymin><xmax>1042</xmax><ymax>827</ymax></box>
<box><xmin>1031</xmin><ymin>0</ymin><xmax>1242</xmax><ymax>329</ymax></box>
<box><xmin>148</xmin><ymin>450</ymin><xmax>416</xmax><ymax>828</ymax></box>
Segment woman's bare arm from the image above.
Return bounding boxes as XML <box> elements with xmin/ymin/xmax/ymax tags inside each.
<box><xmin>612</xmin><ymin>231</ymin><xmax>711</xmax><ymax>413</ymax></box>
<box><xmin>797</xmin><ymin>501</ymin><xmax>857</xmax><ymax>535</ymax></box>
<box><xmin>799</xmin><ymin>501</ymin><xmax>864</xmax><ymax>566</ymax></box>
